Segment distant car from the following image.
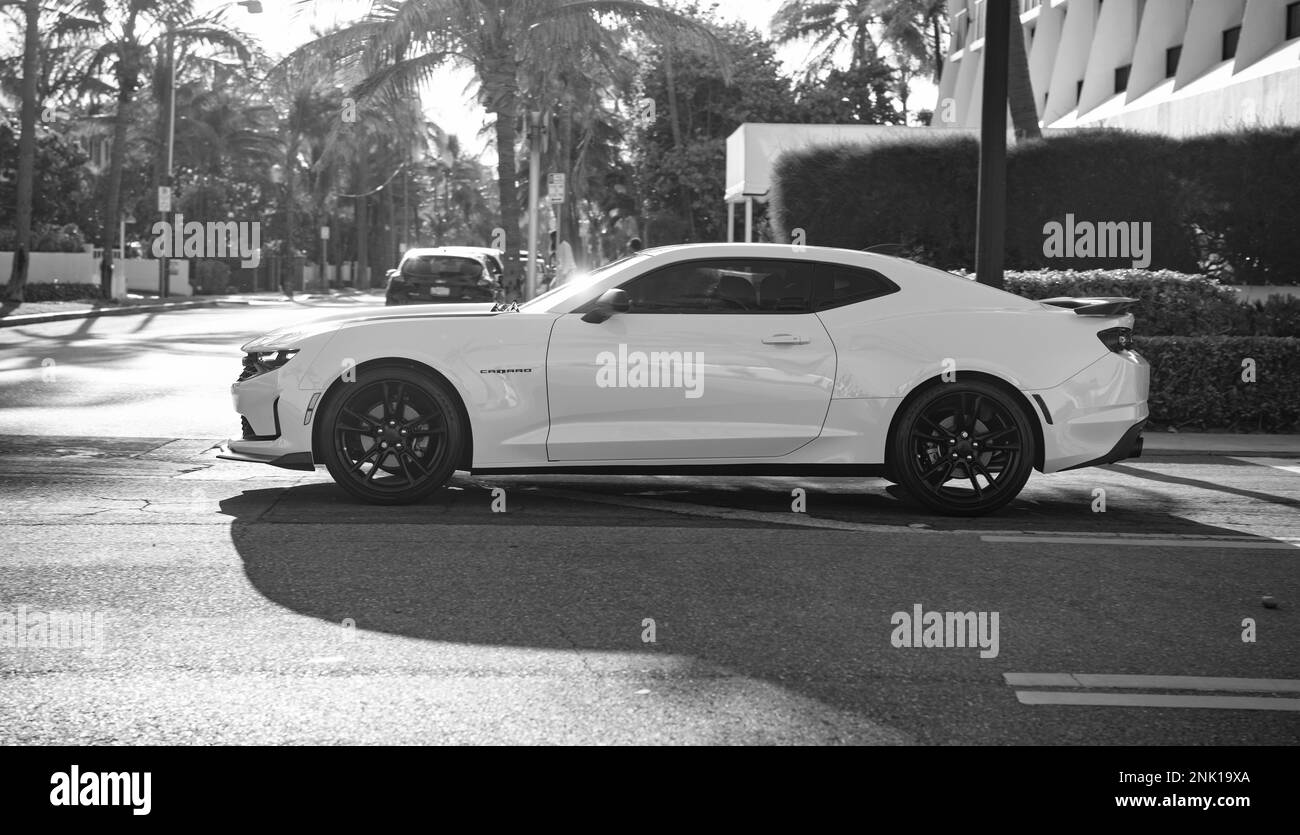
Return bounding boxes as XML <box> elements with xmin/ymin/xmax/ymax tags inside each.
<box><xmin>384</xmin><ymin>248</ymin><xmax>499</xmax><ymax>305</ymax></box>
<box><xmin>221</xmin><ymin>243</ymin><xmax>1149</xmax><ymax>516</ymax></box>
<box><xmin>432</xmin><ymin>246</ymin><xmax>506</xmax><ymax>282</ymax></box>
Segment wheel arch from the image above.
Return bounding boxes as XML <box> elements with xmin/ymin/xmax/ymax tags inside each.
<box><xmin>310</xmin><ymin>357</ymin><xmax>475</xmax><ymax>470</ymax></box>
<box><xmin>883</xmin><ymin>371</ymin><xmax>1045</xmax><ymax>475</ymax></box>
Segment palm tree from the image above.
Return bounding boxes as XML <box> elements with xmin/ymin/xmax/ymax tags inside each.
<box><xmin>62</xmin><ymin>0</ymin><xmax>253</xmax><ymax>296</ymax></box>
<box><xmin>772</xmin><ymin>0</ymin><xmax>882</xmax><ymax>79</ymax></box>
<box><xmin>1006</xmin><ymin>7</ymin><xmax>1040</xmax><ymax>139</ymax></box>
<box><xmin>3</xmin><ymin>0</ymin><xmax>40</xmax><ymax>304</ymax></box>
<box><xmin>286</xmin><ymin>0</ymin><xmax>719</xmax><ymax>293</ymax></box>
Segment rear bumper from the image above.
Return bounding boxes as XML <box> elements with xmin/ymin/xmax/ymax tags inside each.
<box><xmin>1033</xmin><ymin>350</ymin><xmax>1150</xmax><ymax>473</ymax></box>
<box><xmin>1058</xmin><ymin>420</ymin><xmax>1145</xmax><ymax>471</ymax></box>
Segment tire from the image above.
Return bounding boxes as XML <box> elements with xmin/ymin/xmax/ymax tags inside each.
<box><xmin>318</xmin><ymin>366</ymin><xmax>465</xmax><ymax>505</ymax></box>
<box><xmin>888</xmin><ymin>380</ymin><xmax>1036</xmax><ymax>517</ymax></box>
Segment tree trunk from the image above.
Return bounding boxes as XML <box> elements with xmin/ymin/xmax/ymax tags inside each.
<box><xmin>932</xmin><ymin>15</ymin><xmax>943</xmax><ymax>83</ymax></box>
<box><xmin>1007</xmin><ymin>11</ymin><xmax>1041</xmax><ymax>140</ymax></box>
<box><xmin>484</xmin><ymin>53</ymin><xmax>524</xmax><ymax>298</ymax></box>
<box><xmin>102</xmin><ymin>89</ymin><xmax>134</xmax><ymax>298</ymax></box>
<box><xmin>4</xmin><ymin>0</ymin><xmax>40</xmax><ymax>304</ymax></box>
<box><xmin>355</xmin><ymin>163</ymin><xmax>369</xmax><ymax>290</ymax></box>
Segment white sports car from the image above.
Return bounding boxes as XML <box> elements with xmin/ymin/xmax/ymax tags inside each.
<box><xmin>219</xmin><ymin>243</ymin><xmax>1149</xmax><ymax>516</ymax></box>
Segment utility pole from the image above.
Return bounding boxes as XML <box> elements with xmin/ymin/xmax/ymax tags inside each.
<box><xmin>975</xmin><ymin>0</ymin><xmax>1011</xmax><ymax>289</ymax></box>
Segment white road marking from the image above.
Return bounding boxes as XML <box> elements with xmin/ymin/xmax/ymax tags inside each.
<box><xmin>1231</xmin><ymin>457</ymin><xmax>1300</xmax><ymax>476</ymax></box>
<box><xmin>1015</xmin><ymin>691</ymin><xmax>1300</xmax><ymax>711</ymax></box>
<box><xmin>981</xmin><ymin>535</ymin><xmax>1298</xmax><ymax>550</ymax></box>
<box><xmin>1004</xmin><ymin>673</ymin><xmax>1300</xmax><ymax>693</ymax></box>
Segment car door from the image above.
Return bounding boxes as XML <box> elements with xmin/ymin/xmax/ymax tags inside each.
<box><xmin>545</xmin><ymin>258</ymin><xmax>836</xmax><ymax>461</ymax></box>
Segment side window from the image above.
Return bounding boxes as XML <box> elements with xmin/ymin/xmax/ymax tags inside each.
<box><xmin>813</xmin><ymin>265</ymin><xmax>898</xmax><ymax>311</ymax></box>
<box><xmin>616</xmin><ymin>260</ymin><xmax>816</xmax><ymax>314</ymax></box>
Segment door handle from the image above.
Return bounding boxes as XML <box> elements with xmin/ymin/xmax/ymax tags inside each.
<box><xmin>762</xmin><ymin>333</ymin><xmax>809</xmax><ymax>345</ymax></box>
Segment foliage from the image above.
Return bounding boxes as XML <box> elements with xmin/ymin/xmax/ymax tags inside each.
<box><xmin>771</xmin><ymin>128</ymin><xmax>1300</xmax><ymax>281</ymax></box>
<box><xmin>1136</xmin><ymin>337</ymin><xmax>1300</xmax><ymax>431</ymax></box>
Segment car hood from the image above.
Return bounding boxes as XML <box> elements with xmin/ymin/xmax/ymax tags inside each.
<box><xmin>241</xmin><ymin>303</ymin><xmax>501</xmax><ymax>352</ymax></box>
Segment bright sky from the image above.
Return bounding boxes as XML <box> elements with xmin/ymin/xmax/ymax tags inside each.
<box><xmin>219</xmin><ymin>0</ymin><xmax>934</xmax><ymax>164</ymax></box>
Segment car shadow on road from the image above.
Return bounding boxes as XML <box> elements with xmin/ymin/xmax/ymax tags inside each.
<box><xmin>215</xmin><ymin>476</ymin><xmax>1297</xmax><ymax>744</ymax></box>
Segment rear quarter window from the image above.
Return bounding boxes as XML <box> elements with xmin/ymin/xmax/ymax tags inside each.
<box><xmin>813</xmin><ymin>265</ymin><xmax>898</xmax><ymax>311</ymax></box>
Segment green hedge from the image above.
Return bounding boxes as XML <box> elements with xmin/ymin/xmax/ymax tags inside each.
<box><xmin>771</xmin><ymin>127</ymin><xmax>1300</xmax><ymax>282</ymax></box>
<box><xmin>1135</xmin><ymin>337</ymin><xmax>1300</xmax><ymax>431</ymax></box>
<box><xmin>19</xmin><ymin>283</ymin><xmax>104</xmax><ymax>302</ymax></box>
<box><xmin>1001</xmin><ymin>268</ymin><xmax>1242</xmax><ymax>336</ymax></box>
<box><xmin>770</xmin><ymin>133</ymin><xmax>980</xmax><ymax>268</ymax></box>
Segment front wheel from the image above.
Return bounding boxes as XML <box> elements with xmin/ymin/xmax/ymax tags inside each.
<box><xmin>889</xmin><ymin>380</ymin><xmax>1036</xmax><ymax>516</ymax></box>
<box><xmin>318</xmin><ymin>366</ymin><xmax>465</xmax><ymax>505</ymax></box>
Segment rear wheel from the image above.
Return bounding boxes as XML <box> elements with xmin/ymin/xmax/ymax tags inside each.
<box><xmin>889</xmin><ymin>380</ymin><xmax>1035</xmax><ymax>516</ymax></box>
<box><xmin>318</xmin><ymin>366</ymin><xmax>465</xmax><ymax>505</ymax></box>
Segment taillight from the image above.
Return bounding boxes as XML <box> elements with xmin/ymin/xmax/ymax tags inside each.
<box><xmin>1097</xmin><ymin>327</ymin><xmax>1134</xmax><ymax>352</ymax></box>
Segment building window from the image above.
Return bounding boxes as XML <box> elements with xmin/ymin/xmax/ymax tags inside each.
<box><xmin>1165</xmin><ymin>45</ymin><xmax>1182</xmax><ymax>78</ymax></box>
<box><xmin>1222</xmin><ymin>25</ymin><xmax>1241</xmax><ymax>61</ymax></box>
<box><xmin>1114</xmin><ymin>64</ymin><xmax>1131</xmax><ymax>94</ymax></box>
<box><xmin>1287</xmin><ymin>2</ymin><xmax>1300</xmax><ymax>41</ymax></box>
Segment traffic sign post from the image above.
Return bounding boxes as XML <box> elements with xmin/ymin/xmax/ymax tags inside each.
<box><xmin>547</xmin><ymin>173</ymin><xmax>565</xmax><ymax>204</ymax></box>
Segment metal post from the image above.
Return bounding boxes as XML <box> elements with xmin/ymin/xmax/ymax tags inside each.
<box><xmin>975</xmin><ymin>0</ymin><xmax>1011</xmax><ymax>289</ymax></box>
<box><xmin>727</xmin><ymin>202</ymin><xmax>735</xmax><ymax>242</ymax></box>
<box><xmin>527</xmin><ymin>111</ymin><xmax>541</xmax><ymax>301</ymax></box>
<box><xmin>744</xmin><ymin>197</ymin><xmax>753</xmax><ymax>242</ymax></box>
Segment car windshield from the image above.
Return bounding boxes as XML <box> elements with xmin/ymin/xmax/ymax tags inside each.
<box><xmin>402</xmin><ymin>255</ymin><xmax>482</xmax><ymax>278</ymax></box>
<box><xmin>518</xmin><ymin>253</ymin><xmax>650</xmax><ymax>312</ymax></box>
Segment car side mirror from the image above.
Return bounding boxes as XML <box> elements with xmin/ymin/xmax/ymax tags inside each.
<box><xmin>581</xmin><ymin>288</ymin><xmax>630</xmax><ymax>324</ymax></box>
<box><xmin>385</xmin><ymin>269</ymin><xmax>399</xmax><ymax>281</ymax></box>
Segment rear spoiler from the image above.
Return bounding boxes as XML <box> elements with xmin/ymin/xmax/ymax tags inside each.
<box><xmin>1039</xmin><ymin>297</ymin><xmax>1139</xmax><ymax>317</ymax></box>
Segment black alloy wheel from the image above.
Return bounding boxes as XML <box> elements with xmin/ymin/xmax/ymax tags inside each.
<box><xmin>318</xmin><ymin>366</ymin><xmax>464</xmax><ymax>505</ymax></box>
<box><xmin>890</xmin><ymin>380</ymin><xmax>1036</xmax><ymax>516</ymax></box>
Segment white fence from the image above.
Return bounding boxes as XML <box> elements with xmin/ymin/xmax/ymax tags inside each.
<box><xmin>0</xmin><ymin>248</ymin><xmax>191</xmax><ymax>298</ymax></box>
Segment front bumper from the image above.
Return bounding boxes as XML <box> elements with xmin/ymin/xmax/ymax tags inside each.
<box><xmin>220</xmin><ymin>365</ymin><xmax>320</xmax><ymax>471</ymax></box>
<box><xmin>217</xmin><ymin>444</ymin><xmax>315</xmax><ymax>471</ymax></box>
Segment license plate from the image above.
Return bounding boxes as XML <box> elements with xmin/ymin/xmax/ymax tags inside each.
<box><xmin>429</xmin><ymin>286</ymin><xmax>451</xmax><ymax>297</ymax></box>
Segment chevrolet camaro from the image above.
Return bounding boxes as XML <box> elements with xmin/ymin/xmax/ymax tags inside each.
<box><xmin>219</xmin><ymin>243</ymin><xmax>1149</xmax><ymax>516</ymax></box>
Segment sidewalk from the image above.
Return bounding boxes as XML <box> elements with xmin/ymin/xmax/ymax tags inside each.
<box><xmin>1142</xmin><ymin>432</ymin><xmax>1300</xmax><ymax>457</ymax></box>
<box><xmin>0</xmin><ymin>288</ymin><xmax>386</xmax><ymax>327</ymax></box>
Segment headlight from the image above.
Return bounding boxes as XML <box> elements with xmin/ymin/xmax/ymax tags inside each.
<box><xmin>238</xmin><ymin>349</ymin><xmax>299</xmax><ymax>381</ymax></box>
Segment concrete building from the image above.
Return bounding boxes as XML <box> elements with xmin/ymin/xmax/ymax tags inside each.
<box><xmin>936</xmin><ymin>0</ymin><xmax>1300</xmax><ymax>135</ymax></box>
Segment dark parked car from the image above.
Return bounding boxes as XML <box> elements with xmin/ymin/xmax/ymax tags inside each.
<box><xmin>385</xmin><ymin>249</ymin><xmax>499</xmax><ymax>305</ymax></box>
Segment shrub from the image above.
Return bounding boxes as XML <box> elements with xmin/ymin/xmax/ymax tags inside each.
<box><xmin>1231</xmin><ymin>295</ymin><xmax>1300</xmax><ymax>338</ymax></box>
<box><xmin>1006</xmin><ymin>132</ymin><xmax>1196</xmax><ymax>273</ymax></box>
<box><xmin>20</xmin><ymin>283</ymin><xmax>104</xmax><ymax>302</ymax></box>
<box><xmin>771</xmin><ymin>127</ymin><xmax>1300</xmax><ymax>281</ymax></box>
<box><xmin>1000</xmin><ymin>269</ymin><xmax>1243</xmax><ymax>336</ymax></box>
<box><xmin>1135</xmin><ymin>336</ymin><xmax>1300</xmax><ymax>431</ymax></box>
<box><xmin>1178</xmin><ymin>129</ymin><xmax>1300</xmax><ymax>284</ymax></box>
<box><xmin>0</xmin><ymin>223</ymin><xmax>87</xmax><ymax>252</ymax></box>
<box><xmin>769</xmin><ymin>133</ymin><xmax>979</xmax><ymax>269</ymax></box>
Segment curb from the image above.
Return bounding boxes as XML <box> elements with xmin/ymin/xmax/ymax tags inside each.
<box><xmin>0</xmin><ymin>299</ymin><xmax>230</xmax><ymax>328</ymax></box>
<box><xmin>1141</xmin><ymin>446</ymin><xmax>1300</xmax><ymax>458</ymax></box>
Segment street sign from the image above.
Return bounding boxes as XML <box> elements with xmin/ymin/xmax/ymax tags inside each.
<box><xmin>320</xmin><ymin>226</ymin><xmax>330</xmax><ymax>240</ymax></box>
<box><xmin>157</xmin><ymin>186</ymin><xmax>172</xmax><ymax>213</ymax></box>
<box><xmin>547</xmin><ymin>173</ymin><xmax>565</xmax><ymax>204</ymax></box>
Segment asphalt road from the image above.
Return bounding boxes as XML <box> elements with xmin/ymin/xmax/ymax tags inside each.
<box><xmin>1</xmin><ymin>302</ymin><xmax>1297</xmax><ymax>744</ymax></box>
